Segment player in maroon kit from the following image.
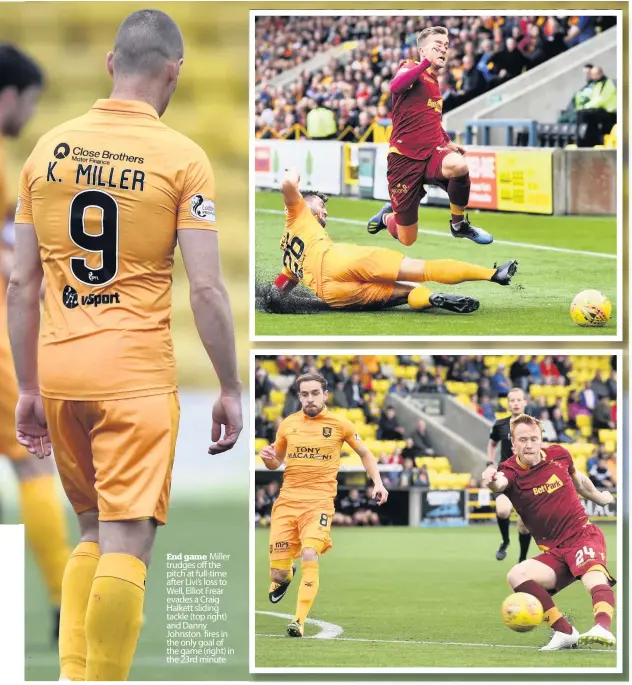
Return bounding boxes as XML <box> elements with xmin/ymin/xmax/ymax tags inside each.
<box><xmin>368</xmin><ymin>25</ymin><xmax>497</xmax><ymax>249</ymax></box>
<box><xmin>482</xmin><ymin>414</ymin><xmax>616</xmax><ymax>651</ymax></box>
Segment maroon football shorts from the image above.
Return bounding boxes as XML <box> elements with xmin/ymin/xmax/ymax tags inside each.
<box><xmin>386</xmin><ymin>147</ymin><xmax>452</xmax><ymax>225</ymax></box>
<box><xmin>534</xmin><ymin>523</ymin><xmax>615</xmax><ymax>593</ymax></box>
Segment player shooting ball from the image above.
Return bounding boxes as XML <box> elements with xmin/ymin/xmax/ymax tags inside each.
<box><xmin>368</xmin><ymin>26</ymin><xmax>495</xmax><ymax>248</ymax></box>
<box><xmin>482</xmin><ymin>415</ymin><xmax>616</xmax><ymax>651</ymax></box>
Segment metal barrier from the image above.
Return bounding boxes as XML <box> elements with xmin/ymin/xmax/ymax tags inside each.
<box><xmin>465</xmin><ymin>119</ymin><xmax>539</xmax><ymax>147</ymax></box>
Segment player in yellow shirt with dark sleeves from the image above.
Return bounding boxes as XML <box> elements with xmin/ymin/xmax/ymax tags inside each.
<box><xmin>260</xmin><ymin>372</ymin><xmax>388</xmax><ymax>637</ymax></box>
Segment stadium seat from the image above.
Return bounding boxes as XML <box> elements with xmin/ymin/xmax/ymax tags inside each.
<box><xmin>263</xmin><ymin>405</ymin><xmax>283</xmax><ymax>422</ymax></box>
<box><xmin>254</xmin><ymin>438</ymin><xmax>269</xmax><ymax>453</ymax></box>
<box><xmin>269</xmin><ymin>390</ymin><xmax>285</xmax><ymax>406</ymax></box>
<box><xmin>576</xmin><ymin>414</ymin><xmax>592</xmax><ymax>430</ymax></box>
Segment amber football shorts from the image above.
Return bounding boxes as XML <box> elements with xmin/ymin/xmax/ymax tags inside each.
<box><xmin>43</xmin><ymin>392</ymin><xmax>180</xmax><ymax>525</ymax></box>
<box><xmin>0</xmin><ymin>345</ymin><xmax>28</xmax><ymax>461</ymax></box>
<box><xmin>535</xmin><ymin>523</ymin><xmax>616</xmax><ymax>593</ymax></box>
<box><xmin>319</xmin><ymin>243</ymin><xmax>405</xmax><ymax>308</ymax></box>
<box><xmin>269</xmin><ymin>497</ymin><xmax>335</xmax><ymax>562</ymax></box>
<box><xmin>387</xmin><ymin>148</ymin><xmax>451</xmax><ymax>225</ymax></box>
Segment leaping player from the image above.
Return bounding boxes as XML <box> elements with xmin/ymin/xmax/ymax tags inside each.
<box><xmin>368</xmin><ymin>26</ymin><xmax>495</xmax><ymax>248</ymax></box>
<box><xmin>482</xmin><ymin>414</ymin><xmax>616</xmax><ymax>651</ymax></box>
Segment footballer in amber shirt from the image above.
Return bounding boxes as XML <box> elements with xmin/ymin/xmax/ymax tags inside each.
<box><xmin>274</xmin><ymin>408</ymin><xmax>362</xmax><ymax>502</ymax></box>
<box><xmin>15</xmin><ymin>99</ymin><xmax>217</xmax><ymax>400</ymax></box>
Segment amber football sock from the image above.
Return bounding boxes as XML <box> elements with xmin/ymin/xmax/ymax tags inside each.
<box><xmin>591</xmin><ymin>584</ymin><xmax>614</xmax><ymax>630</ymax></box>
<box><xmin>450</xmin><ymin>201</ymin><xmax>466</xmax><ymax>226</ymax></box>
<box><xmin>59</xmin><ymin>542</ymin><xmax>100</xmax><ymax>681</ymax></box>
<box><xmin>19</xmin><ymin>475</ymin><xmax>71</xmax><ymax>606</ymax></box>
<box><xmin>294</xmin><ymin>561</ymin><xmax>319</xmax><ymax>624</ymax></box>
<box><xmin>448</xmin><ymin>173</ymin><xmax>471</xmax><ymax>220</ymax></box>
<box><xmin>408</xmin><ymin>286</ymin><xmax>433</xmax><ymax>310</ymax></box>
<box><xmin>85</xmin><ymin>553</ymin><xmax>146</xmax><ymax>681</ymax></box>
<box><xmin>514</xmin><ymin>580</ymin><xmax>573</xmax><ymax>634</ymax></box>
<box><xmin>422</xmin><ymin>259</ymin><xmax>495</xmax><ymax>284</ymax></box>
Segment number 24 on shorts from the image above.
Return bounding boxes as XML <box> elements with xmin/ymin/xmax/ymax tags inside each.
<box><xmin>576</xmin><ymin>545</ymin><xmax>604</xmax><ymax>565</ymax></box>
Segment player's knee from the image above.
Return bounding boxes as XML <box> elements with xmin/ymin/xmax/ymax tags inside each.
<box><xmin>453</xmin><ymin>159</ymin><xmax>469</xmax><ymax>177</ymax></box>
<box><xmin>270</xmin><ymin>567</ymin><xmax>290</xmax><ymax>584</ymax></box>
<box><xmin>507</xmin><ymin>563</ymin><xmax>528</xmax><ymax>589</ymax></box>
<box><xmin>78</xmin><ymin>509</ymin><xmax>99</xmax><ymax>543</ymax></box>
<box><xmin>398</xmin><ymin>226</ymin><xmax>419</xmax><ymax>246</ymax></box>
<box><xmin>443</xmin><ymin>155</ymin><xmax>468</xmax><ymax>178</ymax></box>
<box><xmin>301</xmin><ymin>547</ymin><xmax>319</xmax><ymax>563</ymax></box>
<box><xmin>581</xmin><ymin>569</ymin><xmax>608</xmax><ymax>590</ymax></box>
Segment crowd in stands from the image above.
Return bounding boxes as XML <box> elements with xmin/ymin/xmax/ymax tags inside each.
<box><xmin>255</xmin><ymin>15</ymin><xmax>617</xmax><ymax>143</ymax></box>
<box><xmin>254</xmin><ymin>354</ymin><xmax>617</xmax><ymax>526</ymax></box>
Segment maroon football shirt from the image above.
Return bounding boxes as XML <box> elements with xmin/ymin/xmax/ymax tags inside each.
<box><xmin>389</xmin><ymin>60</ymin><xmax>449</xmax><ymax>161</ymax></box>
<box><xmin>499</xmin><ymin>444</ymin><xmax>589</xmax><ymax>550</ymax></box>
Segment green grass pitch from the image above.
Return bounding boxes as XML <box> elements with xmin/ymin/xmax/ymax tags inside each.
<box><xmin>254</xmin><ymin>191</ymin><xmax>617</xmax><ymax>337</ymax></box>
<box><xmin>23</xmin><ymin>501</ymin><xmax>249</xmax><ymax>682</ymax></box>
<box><xmin>254</xmin><ymin>525</ymin><xmax>618</xmax><ymax>669</ymax></box>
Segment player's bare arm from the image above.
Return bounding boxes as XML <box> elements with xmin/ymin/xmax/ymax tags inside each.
<box><xmin>487</xmin><ymin>439</ymin><xmax>498</xmax><ymax>463</ymax></box>
<box><xmin>6</xmin><ymin>222</ymin><xmax>51</xmax><ymax>459</ymax></box>
<box><xmin>260</xmin><ymin>444</ymin><xmax>286</xmax><ymax>470</ymax></box>
<box><xmin>481</xmin><ymin>465</ymin><xmax>509</xmax><ymax>493</ymax></box>
<box><xmin>178</xmin><ymin>229</ymin><xmax>243</xmax><ymax>455</ymax></box>
<box><xmin>280</xmin><ymin>167</ymin><xmax>302</xmax><ymax>207</ymax></box>
<box><xmin>354</xmin><ymin>442</ymin><xmax>388</xmax><ymax>504</ymax></box>
<box><xmin>571</xmin><ymin>470</ymin><xmax>614</xmax><ymax>506</ymax></box>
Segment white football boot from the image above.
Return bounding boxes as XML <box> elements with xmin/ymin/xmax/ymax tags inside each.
<box><xmin>540</xmin><ymin>627</ymin><xmax>579</xmax><ymax>651</ymax></box>
<box><xmin>578</xmin><ymin>624</ymin><xmax>616</xmax><ymax>648</ymax></box>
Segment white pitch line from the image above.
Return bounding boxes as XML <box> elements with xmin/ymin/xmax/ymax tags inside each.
<box><xmin>254</xmin><ymin>632</ymin><xmax>613</xmax><ymax>654</ymax></box>
<box><xmin>256</xmin><ymin>610</ymin><xmax>343</xmax><ymax>639</ymax></box>
<box><xmin>257</xmin><ymin>208</ymin><xmax>616</xmax><ymax>260</ymax></box>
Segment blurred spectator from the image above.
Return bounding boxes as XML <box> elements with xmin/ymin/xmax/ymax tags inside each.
<box><xmin>378</xmin><ymin>406</ymin><xmax>404</xmax><ymax>440</ymax></box>
<box><xmin>580</xmin><ymin>381</ymin><xmax>597</xmax><ymax>411</ymax></box>
<box><xmin>491</xmin><ymin>364</ymin><xmax>511</xmax><ymax>397</ymax></box>
<box><xmin>332</xmin><ymin>380</ymin><xmax>349</xmax><ymax>408</ymax></box>
<box><xmin>607</xmin><ymin>370</ymin><xmax>617</xmax><ymax>400</ymax></box>
<box><xmin>607</xmin><ymin>453</ymin><xmax>617</xmax><ymax>487</ymax></box>
<box><xmin>399</xmin><ymin>457</ymin><xmax>428</xmax><ymax>487</ymax></box>
<box><xmin>344</xmin><ymin>371</ymin><xmax>366</xmax><ymax>408</ymax></box>
<box><xmin>488</xmin><ymin>37</ymin><xmax>529</xmax><ymax>86</ymax></box>
<box><xmin>510</xmin><ymin>355</ymin><xmax>530</xmax><ymax>392</ymax></box>
<box><xmin>319</xmin><ymin>357</ymin><xmax>340</xmax><ymax>388</ymax></box>
<box><xmin>577</xmin><ymin>65</ymin><xmax>617</xmax><ymax>147</ymax></box>
<box><xmin>567</xmin><ymin>389</ymin><xmax>590</xmax><ymax>429</ymax></box>
<box><xmin>363</xmin><ymin>389</ymin><xmax>381</xmax><ymax>424</ymax></box>
<box><xmin>527</xmin><ymin>355</ymin><xmax>543</xmax><ymax>384</ymax></box>
<box><xmin>540</xmin><ymin>355</ymin><xmax>560</xmax><ymax>384</ymax></box>
<box><xmin>551</xmin><ymin>407</ymin><xmax>573</xmax><ymax>443</ymax></box>
<box><xmin>411</xmin><ymin>419</ymin><xmax>435</xmax><ymax>456</ymax></box>
<box><xmin>558</xmin><ymin>63</ymin><xmax>595</xmax><ymax>123</ymax></box>
<box><xmin>282</xmin><ymin>383</ymin><xmax>300</xmax><ymax>416</ymax></box>
<box><xmin>589</xmin><ymin>457</ymin><xmax>614</xmax><ymax>490</ymax></box>
<box><xmin>390</xmin><ymin>377</ymin><xmax>410</xmax><ymax>396</ymax></box>
<box><xmin>255</xmin><ymin>366</ymin><xmax>275</xmax><ymax>403</ymax></box>
<box><xmin>470</xmin><ymin>394</ymin><xmax>483</xmax><ymax>416</ymax></box>
<box><xmin>593</xmin><ymin>396</ymin><xmax>615</xmax><ymax>434</ymax></box>
<box><xmin>592</xmin><ymin>370</ymin><xmax>610</xmax><ymax>399</ymax></box>
<box><xmin>255</xmin><ymin>15</ymin><xmax>596</xmax><ymax>140</ymax></box>
<box><xmin>539</xmin><ymin>410</ymin><xmax>557</xmax><ymax>442</ymax></box>
<box><xmin>480</xmin><ymin>394</ymin><xmax>496</xmax><ymax>422</ymax></box>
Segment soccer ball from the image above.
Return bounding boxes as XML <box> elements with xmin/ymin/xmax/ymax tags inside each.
<box><xmin>501</xmin><ymin>592</ymin><xmax>544</xmax><ymax>632</ymax></box>
<box><xmin>570</xmin><ymin>290</ymin><xmax>611</xmax><ymax>327</ymax></box>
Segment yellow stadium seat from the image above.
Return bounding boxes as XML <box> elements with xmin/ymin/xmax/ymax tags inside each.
<box><xmin>269</xmin><ymin>390</ymin><xmax>285</xmax><ymax>406</ymax></box>
<box><xmin>254</xmin><ymin>438</ymin><xmax>269</xmax><ymax>453</ymax></box>
<box><xmin>495</xmin><ymin>411</ymin><xmax>510</xmax><ymax>420</ymax></box>
<box><xmin>580</xmin><ymin>425</ymin><xmax>592</xmax><ymax>439</ymax></box>
<box><xmin>598</xmin><ymin>429</ymin><xmax>616</xmax><ymax>444</ymax></box>
<box><xmin>263</xmin><ymin>405</ymin><xmax>282</xmax><ymax>422</ymax></box>
<box><xmin>604</xmin><ymin>440</ymin><xmax>616</xmax><ymax>454</ymax></box>
<box><xmin>373</xmin><ymin>379</ymin><xmax>390</xmax><ymax>393</ymax></box>
<box><xmin>576</xmin><ymin>414</ymin><xmax>592</xmax><ymax>429</ymax></box>
<box><xmin>347</xmin><ymin>408</ymin><xmax>365</xmax><ymax>423</ymax></box>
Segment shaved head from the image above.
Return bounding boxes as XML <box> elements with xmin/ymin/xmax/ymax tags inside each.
<box><xmin>113</xmin><ymin>9</ymin><xmax>184</xmax><ymax>76</ymax></box>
